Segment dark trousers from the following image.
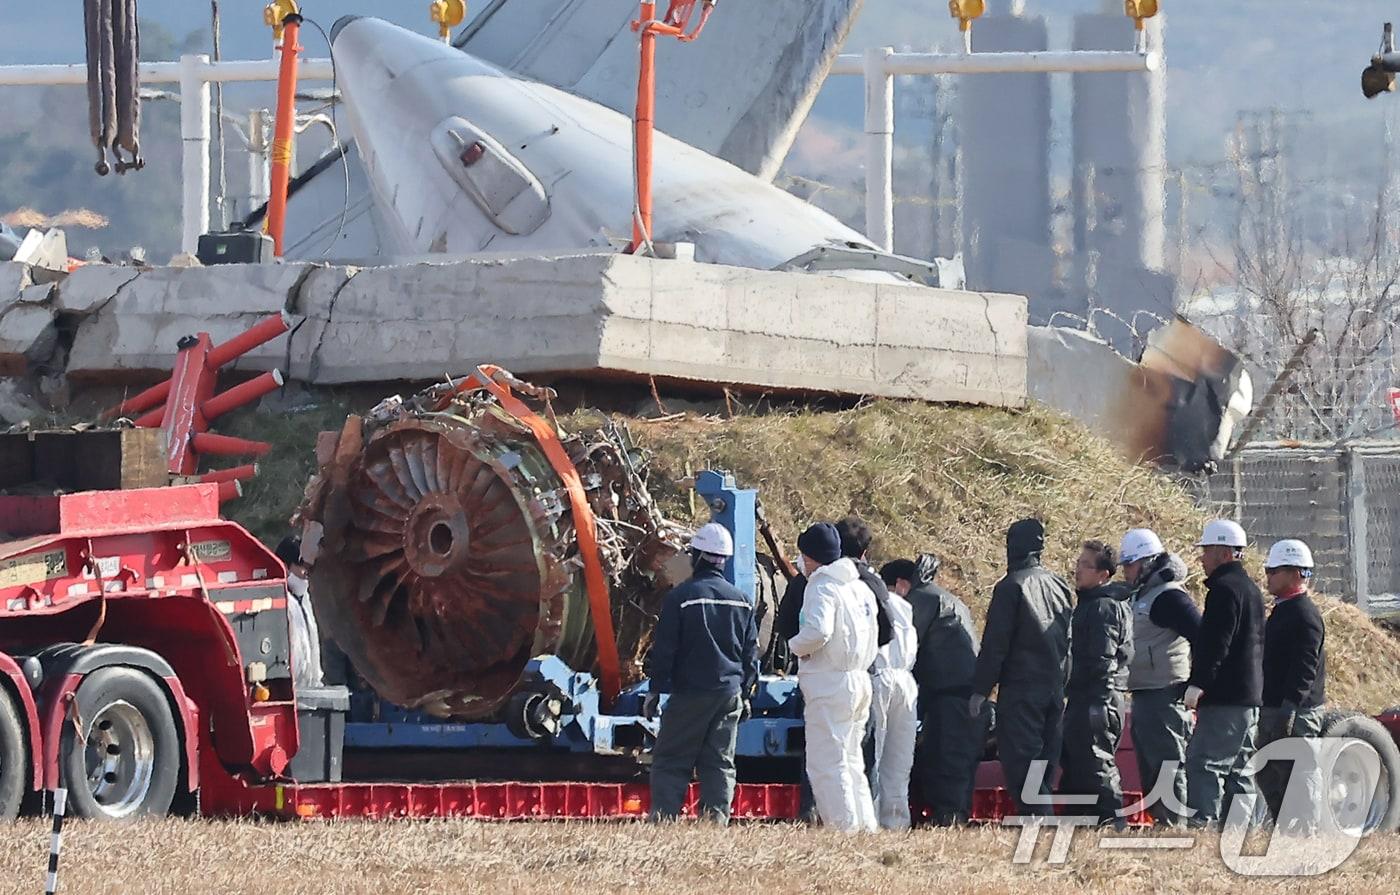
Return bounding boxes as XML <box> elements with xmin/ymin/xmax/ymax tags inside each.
<box><xmin>1256</xmin><ymin>704</ymin><xmax>1325</xmax><ymax>827</ymax></box>
<box><xmin>1058</xmin><ymin>691</ymin><xmax>1126</xmax><ymax>823</ymax></box>
<box><xmin>1129</xmin><ymin>684</ymin><xmax>1193</xmax><ymax>826</ymax></box>
<box><xmin>914</xmin><ymin>692</ymin><xmax>987</xmax><ymax>825</ymax></box>
<box><xmin>649</xmin><ymin>690</ymin><xmax>743</xmax><ymax>823</ymax></box>
<box><xmin>997</xmin><ymin>689</ymin><xmax>1065</xmax><ymax>815</ymax></box>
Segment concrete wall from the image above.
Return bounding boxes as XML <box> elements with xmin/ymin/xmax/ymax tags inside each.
<box><xmin>1026</xmin><ymin>325</ymin><xmax>1132</xmax><ymax>432</ymax></box>
<box><xmin>8</xmin><ymin>255</ymin><xmax>1028</xmax><ymax>408</ymax></box>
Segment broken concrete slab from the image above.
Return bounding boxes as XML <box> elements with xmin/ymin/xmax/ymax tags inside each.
<box><xmin>65</xmin><ymin>262</ymin><xmax>316</xmax><ymax>374</ymax></box>
<box><xmin>0</xmin><ymin>304</ymin><xmax>58</xmax><ymax>373</ymax></box>
<box><xmin>0</xmin><ymin>378</ymin><xmax>43</xmax><ymax>426</ymax></box>
<box><xmin>18</xmin><ymin>282</ymin><xmax>54</xmax><ymax>305</ymax></box>
<box><xmin>57</xmin><ymin>254</ymin><xmax>1029</xmax><ymax>407</ymax></box>
<box><xmin>1027</xmin><ymin>325</ymin><xmax>1132</xmax><ymax>432</ymax></box>
<box><xmin>54</xmin><ymin>264</ymin><xmax>141</xmax><ymax>315</ymax></box>
<box><xmin>0</xmin><ymin>262</ymin><xmax>32</xmax><ymax>307</ymax></box>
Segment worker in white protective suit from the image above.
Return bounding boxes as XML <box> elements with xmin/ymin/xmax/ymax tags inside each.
<box><xmin>834</xmin><ymin>516</ymin><xmax>918</xmax><ymax>831</ymax></box>
<box><xmin>789</xmin><ymin>522</ymin><xmax>880</xmax><ymax>833</ymax></box>
<box><xmin>868</xmin><ymin>581</ymin><xmax>918</xmax><ymax>829</ymax></box>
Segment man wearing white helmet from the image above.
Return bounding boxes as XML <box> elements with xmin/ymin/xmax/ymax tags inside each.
<box><xmin>646</xmin><ymin>522</ymin><xmax>759</xmax><ymax>823</ymax></box>
<box><xmin>1120</xmin><ymin>528</ymin><xmax>1201</xmax><ymax>827</ymax></box>
<box><xmin>1257</xmin><ymin>538</ymin><xmax>1327</xmax><ymax>824</ymax></box>
<box><xmin>1184</xmin><ymin>519</ymin><xmax>1266</xmax><ymax>827</ymax></box>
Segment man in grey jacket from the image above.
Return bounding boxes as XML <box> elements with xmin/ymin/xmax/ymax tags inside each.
<box><xmin>971</xmin><ymin>519</ymin><xmax>1074</xmax><ymax>816</ymax></box>
<box><xmin>1120</xmin><ymin>528</ymin><xmax>1201</xmax><ymax>827</ymax></box>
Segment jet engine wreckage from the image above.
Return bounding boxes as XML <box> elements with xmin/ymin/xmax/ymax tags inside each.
<box><xmin>298</xmin><ymin>366</ymin><xmax>709</xmax><ymax>722</ymax></box>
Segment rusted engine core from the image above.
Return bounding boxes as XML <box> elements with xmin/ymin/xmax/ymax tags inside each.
<box><xmin>301</xmin><ymin>384</ymin><xmax>686</xmax><ymax>720</ymax></box>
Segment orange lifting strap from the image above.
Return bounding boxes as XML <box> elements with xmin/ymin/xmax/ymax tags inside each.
<box><xmin>442</xmin><ymin>366</ymin><xmax>623</xmax><ymax>708</ymax></box>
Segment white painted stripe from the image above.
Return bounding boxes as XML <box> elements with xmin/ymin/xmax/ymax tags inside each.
<box><xmin>46</xmin><ymin>871</ymin><xmax>57</xmax><ymax>893</ymax></box>
<box><xmin>181</xmin><ymin>574</ymin><xmax>200</xmax><ymax>587</ymax></box>
<box><xmin>151</xmin><ymin>576</ymin><xmax>166</xmax><ymax>588</ymax></box>
<box><xmin>251</xmin><ymin>598</ymin><xmax>272</xmax><ymax>612</ymax></box>
<box><xmin>217</xmin><ymin>603</ymin><xmax>238</xmax><ymax>614</ymax></box>
<box><xmin>679</xmin><ymin>598</ymin><xmax>752</xmax><ymax>610</ymax></box>
<box><xmin>217</xmin><ymin>571</ymin><xmax>238</xmax><ymax>583</ymax></box>
<box><xmin>253</xmin><ymin>568</ymin><xmax>268</xmax><ymax>580</ymax></box>
<box><xmin>65</xmin><ymin>583</ymin><xmax>88</xmax><ymax>597</ymax></box>
<box><xmin>50</xmin><ymin>832</ymin><xmax>61</xmax><ymax>851</ymax></box>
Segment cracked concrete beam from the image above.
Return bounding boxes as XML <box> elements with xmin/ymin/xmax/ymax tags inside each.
<box><xmin>54</xmin><ymin>264</ymin><xmax>142</xmax><ymax>315</ymax></box>
<box><xmin>65</xmin><ymin>263</ymin><xmax>312</xmax><ymax>376</ymax></box>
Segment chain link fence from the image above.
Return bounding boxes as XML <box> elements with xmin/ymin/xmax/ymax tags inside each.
<box><xmin>1190</xmin><ymin>443</ymin><xmax>1400</xmax><ymax>617</ymax></box>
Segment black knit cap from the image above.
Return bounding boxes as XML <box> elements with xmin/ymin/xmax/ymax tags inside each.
<box><xmin>797</xmin><ymin>522</ymin><xmax>842</xmax><ymax>566</ymax></box>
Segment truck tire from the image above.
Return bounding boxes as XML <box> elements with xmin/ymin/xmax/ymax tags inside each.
<box><xmin>60</xmin><ymin>668</ymin><xmax>180</xmax><ymax>820</ymax></box>
<box><xmin>0</xmin><ymin>689</ymin><xmax>28</xmax><ymax>820</ymax></box>
<box><xmin>1319</xmin><ymin>710</ymin><xmax>1400</xmax><ymax>834</ymax></box>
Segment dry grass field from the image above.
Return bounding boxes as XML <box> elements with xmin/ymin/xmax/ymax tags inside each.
<box><xmin>1</xmin><ymin>819</ymin><xmax>1396</xmax><ymax>895</ymax></box>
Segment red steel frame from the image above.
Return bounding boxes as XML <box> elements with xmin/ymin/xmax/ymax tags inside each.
<box><xmin>104</xmin><ymin>312</ymin><xmax>290</xmax><ymax>496</ymax></box>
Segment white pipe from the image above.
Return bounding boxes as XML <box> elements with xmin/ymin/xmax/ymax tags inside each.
<box><xmin>248</xmin><ymin>109</ymin><xmax>271</xmax><ymax>212</ymax></box>
<box><xmin>179</xmin><ymin>55</ymin><xmax>212</xmax><ymax>256</ymax></box>
<box><xmin>829</xmin><ymin>49</ymin><xmax>1159</xmax><ymax>77</ymax></box>
<box><xmin>0</xmin><ymin>58</ymin><xmax>333</xmax><ymax>87</ymax></box>
<box><xmin>863</xmin><ymin>47</ymin><xmax>894</xmax><ymax>253</ymax></box>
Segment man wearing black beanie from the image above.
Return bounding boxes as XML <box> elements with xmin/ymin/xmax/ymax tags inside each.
<box><xmin>788</xmin><ymin>522</ymin><xmax>880</xmax><ymax>832</ymax></box>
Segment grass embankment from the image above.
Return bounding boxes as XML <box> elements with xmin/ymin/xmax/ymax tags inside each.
<box><xmin>223</xmin><ymin>396</ymin><xmax>1400</xmax><ymax>713</ymax></box>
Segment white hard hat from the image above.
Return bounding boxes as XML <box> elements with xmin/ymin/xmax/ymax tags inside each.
<box><xmin>1120</xmin><ymin>528</ymin><xmax>1165</xmax><ymax>565</ymax></box>
<box><xmin>1266</xmin><ymin>539</ymin><xmax>1314</xmax><ymax>570</ymax></box>
<box><xmin>1197</xmin><ymin>519</ymin><xmax>1247</xmax><ymax>548</ymax></box>
<box><xmin>690</xmin><ymin>522</ymin><xmax>734</xmax><ymax>557</ymax></box>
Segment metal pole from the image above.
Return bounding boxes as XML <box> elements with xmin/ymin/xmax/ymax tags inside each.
<box><xmin>630</xmin><ymin>0</ymin><xmax>658</xmax><ymax>253</ymax></box>
<box><xmin>864</xmin><ymin>46</ymin><xmax>894</xmax><ymax>252</ymax></box>
<box><xmin>179</xmin><ymin>54</ymin><xmax>212</xmax><ymax>256</ymax></box>
<box><xmin>211</xmin><ymin>1</ymin><xmax>228</xmax><ymax>228</ymax></box>
<box><xmin>266</xmin><ymin>15</ymin><xmax>303</xmax><ymax>256</ymax></box>
<box><xmin>1226</xmin><ymin>328</ymin><xmax>1322</xmax><ymax>458</ymax></box>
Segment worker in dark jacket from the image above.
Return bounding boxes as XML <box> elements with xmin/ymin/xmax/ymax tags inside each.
<box><xmin>1058</xmin><ymin>540</ymin><xmax>1134</xmax><ymax>825</ymax></box>
<box><xmin>1184</xmin><ymin>519</ymin><xmax>1266</xmax><ymax>828</ymax></box>
<box><xmin>646</xmin><ymin>522</ymin><xmax>760</xmax><ymax>824</ymax></box>
<box><xmin>1120</xmin><ymin>528</ymin><xmax>1201</xmax><ymax>827</ymax></box>
<box><xmin>971</xmin><ymin>518</ymin><xmax>1074</xmax><ymax>815</ymax></box>
<box><xmin>1257</xmin><ymin>538</ymin><xmax>1327</xmax><ymax>825</ymax></box>
<box><xmin>881</xmin><ymin>554</ymin><xmax>985</xmax><ymax>825</ymax></box>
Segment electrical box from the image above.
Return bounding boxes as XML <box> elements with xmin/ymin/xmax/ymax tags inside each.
<box><xmin>197</xmin><ymin>226</ymin><xmax>274</xmax><ymax>265</ymax></box>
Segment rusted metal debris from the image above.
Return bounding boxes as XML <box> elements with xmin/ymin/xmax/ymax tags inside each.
<box><xmin>297</xmin><ymin>373</ymin><xmax>689</xmax><ymax>720</ymax></box>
